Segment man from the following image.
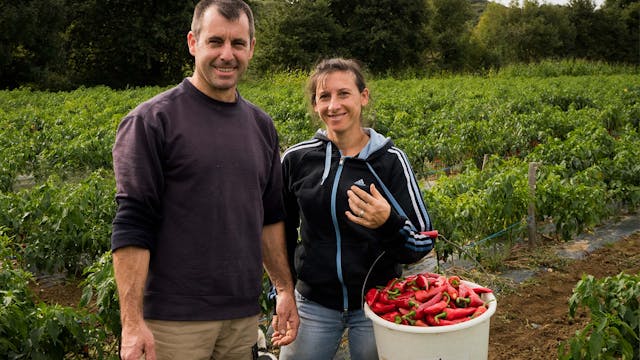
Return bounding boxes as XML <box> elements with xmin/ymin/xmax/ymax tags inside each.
<box><xmin>111</xmin><ymin>1</ymin><xmax>298</xmax><ymax>359</ymax></box>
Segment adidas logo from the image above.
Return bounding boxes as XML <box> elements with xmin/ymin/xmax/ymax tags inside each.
<box><xmin>354</xmin><ymin>179</ymin><xmax>366</xmax><ymax>187</ymax></box>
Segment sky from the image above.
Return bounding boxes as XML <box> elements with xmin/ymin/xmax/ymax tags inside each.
<box><xmin>492</xmin><ymin>0</ymin><xmax>605</xmax><ymax>6</ymax></box>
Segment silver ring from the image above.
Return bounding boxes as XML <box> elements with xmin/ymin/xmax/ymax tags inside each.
<box><xmin>359</xmin><ymin>210</ymin><xmax>365</xmax><ymax>217</ymax></box>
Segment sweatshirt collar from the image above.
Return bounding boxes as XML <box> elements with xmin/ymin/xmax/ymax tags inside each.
<box><xmin>314</xmin><ymin>128</ymin><xmax>390</xmax><ymax>160</ymax></box>
<box><xmin>315</xmin><ymin>128</ymin><xmax>390</xmax><ymax>185</ymax></box>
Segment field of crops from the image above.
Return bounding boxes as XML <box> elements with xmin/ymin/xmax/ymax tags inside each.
<box><xmin>1</xmin><ymin>61</ymin><xmax>639</xmax><ymax>357</ymax></box>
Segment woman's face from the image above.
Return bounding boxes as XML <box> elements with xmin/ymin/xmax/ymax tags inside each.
<box><xmin>313</xmin><ymin>71</ymin><xmax>369</xmax><ymax>136</ymax></box>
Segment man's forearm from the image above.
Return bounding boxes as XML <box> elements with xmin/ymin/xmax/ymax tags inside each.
<box><xmin>261</xmin><ymin>221</ymin><xmax>294</xmax><ymax>293</ymax></box>
<box><xmin>113</xmin><ymin>246</ymin><xmax>150</xmax><ymax>326</ymax></box>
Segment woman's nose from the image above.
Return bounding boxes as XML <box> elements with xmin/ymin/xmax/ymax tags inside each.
<box><xmin>327</xmin><ymin>96</ymin><xmax>339</xmax><ymax>110</ymax></box>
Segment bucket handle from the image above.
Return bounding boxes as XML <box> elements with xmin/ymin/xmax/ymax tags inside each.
<box><xmin>361</xmin><ymin>250</ymin><xmax>388</xmax><ymax>309</ymax></box>
<box><xmin>361</xmin><ymin>230</ymin><xmax>439</xmax><ymax>308</ymax></box>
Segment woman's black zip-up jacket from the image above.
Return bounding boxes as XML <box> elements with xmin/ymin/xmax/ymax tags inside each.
<box><xmin>282</xmin><ymin>128</ymin><xmax>434</xmax><ymax>312</ymax></box>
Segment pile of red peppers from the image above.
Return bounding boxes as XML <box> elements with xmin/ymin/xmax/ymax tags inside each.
<box><xmin>365</xmin><ymin>272</ymin><xmax>493</xmax><ymax>326</ymax></box>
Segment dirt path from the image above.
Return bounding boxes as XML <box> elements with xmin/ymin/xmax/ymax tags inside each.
<box><xmin>488</xmin><ymin>231</ymin><xmax>640</xmax><ymax>359</ymax></box>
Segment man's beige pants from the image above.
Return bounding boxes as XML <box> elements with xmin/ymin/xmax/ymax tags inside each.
<box><xmin>145</xmin><ymin>315</ymin><xmax>259</xmax><ymax>360</ymax></box>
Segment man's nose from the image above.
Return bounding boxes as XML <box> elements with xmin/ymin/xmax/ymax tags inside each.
<box><xmin>219</xmin><ymin>42</ymin><xmax>233</xmax><ymax>61</ymax></box>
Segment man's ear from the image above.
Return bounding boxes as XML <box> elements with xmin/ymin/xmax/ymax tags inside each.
<box><xmin>248</xmin><ymin>37</ymin><xmax>256</xmax><ymax>60</ymax></box>
<box><xmin>187</xmin><ymin>31</ymin><xmax>197</xmax><ymax>56</ymax></box>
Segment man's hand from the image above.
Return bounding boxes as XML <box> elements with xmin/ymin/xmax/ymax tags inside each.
<box><xmin>262</xmin><ymin>221</ymin><xmax>299</xmax><ymax>347</ymax></box>
<box><xmin>120</xmin><ymin>322</ymin><xmax>156</xmax><ymax>360</ymax></box>
<box><xmin>270</xmin><ymin>291</ymin><xmax>299</xmax><ymax>347</ymax></box>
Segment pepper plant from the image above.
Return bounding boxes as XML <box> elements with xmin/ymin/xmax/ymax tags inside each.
<box><xmin>558</xmin><ymin>273</ymin><xmax>640</xmax><ymax>359</ymax></box>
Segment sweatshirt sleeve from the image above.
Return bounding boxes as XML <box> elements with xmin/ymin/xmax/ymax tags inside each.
<box><xmin>281</xmin><ymin>152</ymin><xmax>300</xmax><ymax>281</ymax></box>
<box><xmin>374</xmin><ymin>147</ymin><xmax>434</xmax><ymax>264</ymax></box>
<box><xmin>111</xmin><ymin>114</ymin><xmax>164</xmax><ymax>252</ymax></box>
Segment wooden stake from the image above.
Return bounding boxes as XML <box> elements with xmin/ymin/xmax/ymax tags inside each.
<box><xmin>528</xmin><ymin>162</ymin><xmax>539</xmax><ymax>247</ymax></box>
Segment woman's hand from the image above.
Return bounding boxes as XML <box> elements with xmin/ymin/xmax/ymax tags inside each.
<box><xmin>346</xmin><ymin>183</ymin><xmax>391</xmax><ymax>229</ymax></box>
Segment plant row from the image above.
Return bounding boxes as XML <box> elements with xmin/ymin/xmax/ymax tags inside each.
<box><xmin>0</xmin><ymin>65</ymin><xmax>638</xmax><ymax>357</ymax></box>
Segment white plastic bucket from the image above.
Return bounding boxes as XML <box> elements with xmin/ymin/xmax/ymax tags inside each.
<box><xmin>364</xmin><ymin>280</ymin><xmax>497</xmax><ymax>360</ymax></box>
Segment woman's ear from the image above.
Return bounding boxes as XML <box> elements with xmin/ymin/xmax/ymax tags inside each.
<box><xmin>361</xmin><ymin>88</ymin><xmax>370</xmax><ymax>106</ymax></box>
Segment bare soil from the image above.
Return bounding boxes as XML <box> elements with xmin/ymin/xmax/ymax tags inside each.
<box><xmin>31</xmin><ymin>232</ymin><xmax>640</xmax><ymax>360</ymax></box>
<box><xmin>488</xmin><ymin>231</ymin><xmax>640</xmax><ymax>360</ymax></box>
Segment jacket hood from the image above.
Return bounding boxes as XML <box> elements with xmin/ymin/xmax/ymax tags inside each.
<box><xmin>313</xmin><ymin>128</ymin><xmax>391</xmax><ymax>160</ymax></box>
<box><xmin>313</xmin><ymin>128</ymin><xmax>391</xmax><ymax>185</ymax></box>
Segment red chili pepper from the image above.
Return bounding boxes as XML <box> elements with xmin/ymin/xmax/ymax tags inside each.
<box><xmin>421</xmin><ymin>283</ymin><xmax>447</xmax><ymax>302</ymax></box>
<box><xmin>472</xmin><ymin>286</ymin><xmax>493</xmax><ymax>294</ymax></box>
<box><xmin>391</xmin><ymin>293</ymin><xmax>415</xmax><ymax>309</ymax></box>
<box><xmin>398</xmin><ymin>307</ymin><xmax>411</xmax><ymax>316</ymax></box>
<box><xmin>446</xmin><ymin>282</ymin><xmax>459</xmax><ymax>301</ymax></box>
<box><xmin>365</xmin><ymin>288</ymin><xmax>380</xmax><ymax>306</ymax></box>
<box><xmin>425</xmin><ymin>314</ymin><xmax>439</xmax><ymax>326</ymax></box>
<box><xmin>471</xmin><ymin>305</ymin><xmax>488</xmax><ymax>318</ymax></box>
<box><xmin>463</xmin><ymin>284</ymin><xmax>486</xmax><ymax>308</ymax></box>
<box><xmin>384</xmin><ymin>278</ymin><xmax>398</xmax><ymax>288</ymax></box>
<box><xmin>440</xmin><ymin>306</ymin><xmax>478</xmax><ymax>320</ymax></box>
<box><xmin>422</xmin><ymin>272</ymin><xmax>442</xmax><ymax>279</ymax></box>
<box><xmin>420</xmin><ymin>300</ymin><xmax>448</xmax><ymax>316</ymax></box>
<box><xmin>382</xmin><ymin>278</ymin><xmax>399</xmax><ymax>294</ymax></box>
<box><xmin>454</xmin><ymin>296</ymin><xmax>471</xmax><ymax>308</ymax></box>
<box><xmin>414</xmin><ymin>319</ymin><xmax>428</xmax><ymax>327</ymax></box>
<box><xmin>381</xmin><ymin>311</ymin><xmax>402</xmax><ymax>324</ymax></box>
<box><xmin>457</xmin><ymin>283</ymin><xmax>469</xmax><ymax>298</ymax></box>
<box><xmin>436</xmin><ymin>316</ymin><xmax>471</xmax><ymax>326</ymax></box>
<box><xmin>404</xmin><ymin>274</ymin><xmax>418</xmax><ymax>282</ymax></box>
<box><xmin>415</xmin><ymin>291</ymin><xmax>443</xmax><ymax>318</ymax></box>
<box><xmin>401</xmin><ymin>310</ymin><xmax>417</xmax><ymax>324</ymax></box>
<box><xmin>447</xmin><ymin>275</ymin><xmax>461</xmax><ymax>288</ymax></box>
<box><xmin>370</xmin><ymin>302</ymin><xmax>396</xmax><ymax>314</ymax></box>
<box><xmin>390</xmin><ymin>279</ymin><xmax>408</xmax><ymax>293</ymax></box>
<box><xmin>420</xmin><ymin>230</ymin><xmax>439</xmax><ymax>238</ymax></box>
<box><xmin>378</xmin><ymin>291</ymin><xmax>394</xmax><ymax>304</ymax></box>
<box><xmin>414</xmin><ymin>289</ymin><xmax>429</xmax><ymax>302</ymax></box>
<box><xmin>415</xmin><ymin>274</ymin><xmax>429</xmax><ymax>289</ymax></box>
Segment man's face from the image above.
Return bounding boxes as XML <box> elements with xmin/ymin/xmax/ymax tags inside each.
<box><xmin>188</xmin><ymin>7</ymin><xmax>255</xmax><ymax>102</ymax></box>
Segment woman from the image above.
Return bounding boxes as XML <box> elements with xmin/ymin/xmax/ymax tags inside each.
<box><xmin>275</xmin><ymin>58</ymin><xmax>434</xmax><ymax>360</ymax></box>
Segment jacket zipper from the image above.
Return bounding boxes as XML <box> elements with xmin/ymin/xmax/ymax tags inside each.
<box><xmin>330</xmin><ymin>156</ymin><xmax>349</xmax><ymax>311</ymax></box>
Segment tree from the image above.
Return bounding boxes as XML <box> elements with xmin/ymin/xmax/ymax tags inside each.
<box><xmin>252</xmin><ymin>0</ymin><xmax>346</xmax><ymax>73</ymax></box>
<box><xmin>597</xmin><ymin>0</ymin><xmax>640</xmax><ymax>63</ymax></box>
<box><xmin>473</xmin><ymin>2</ymin><xmax>515</xmax><ymax>64</ymax></box>
<box><xmin>514</xmin><ymin>1</ymin><xmax>574</xmax><ymax>61</ymax></box>
<box><xmin>429</xmin><ymin>0</ymin><xmax>475</xmax><ymax>71</ymax></box>
<box><xmin>474</xmin><ymin>1</ymin><xmax>576</xmax><ymax>64</ymax></box>
<box><xmin>253</xmin><ymin>0</ymin><xmax>431</xmax><ymax>75</ymax></box>
<box><xmin>331</xmin><ymin>0</ymin><xmax>431</xmax><ymax>74</ymax></box>
<box><xmin>567</xmin><ymin>0</ymin><xmax>600</xmax><ymax>59</ymax></box>
<box><xmin>0</xmin><ymin>0</ymin><xmax>68</xmax><ymax>89</ymax></box>
<box><xmin>65</xmin><ymin>0</ymin><xmax>194</xmax><ymax>89</ymax></box>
